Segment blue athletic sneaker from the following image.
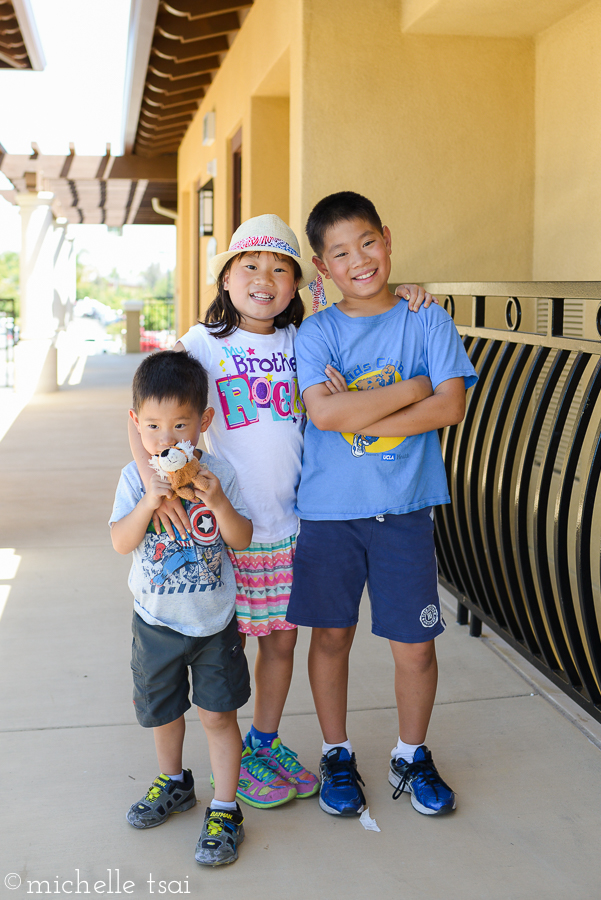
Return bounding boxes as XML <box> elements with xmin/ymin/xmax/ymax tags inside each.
<box><xmin>319</xmin><ymin>747</ymin><xmax>366</xmax><ymax>816</ymax></box>
<box><xmin>388</xmin><ymin>745</ymin><xmax>456</xmax><ymax>815</ymax></box>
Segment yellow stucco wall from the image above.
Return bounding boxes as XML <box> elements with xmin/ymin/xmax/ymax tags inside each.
<box><xmin>300</xmin><ymin>0</ymin><xmax>534</xmax><ymax>288</ymax></box>
<box><xmin>177</xmin><ymin>0</ymin><xmax>539</xmax><ymax>329</ymax></box>
<box><xmin>177</xmin><ymin>0</ymin><xmax>302</xmax><ymax>335</ymax></box>
<box><xmin>533</xmin><ymin>0</ymin><xmax>601</xmax><ymax>281</ymax></box>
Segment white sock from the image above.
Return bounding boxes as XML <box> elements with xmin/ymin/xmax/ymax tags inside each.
<box><xmin>322</xmin><ymin>739</ymin><xmax>353</xmax><ymax>755</ymax></box>
<box><xmin>392</xmin><ymin>738</ymin><xmax>421</xmax><ymax>763</ymax></box>
<box><xmin>165</xmin><ymin>770</ymin><xmax>184</xmax><ymax>782</ymax></box>
<box><xmin>210</xmin><ymin>799</ymin><xmax>238</xmax><ymax>812</ymax></box>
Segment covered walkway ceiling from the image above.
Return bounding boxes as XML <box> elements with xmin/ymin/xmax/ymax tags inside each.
<box><xmin>0</xmin><ymin>147</ymin><xmax>177</xmax><ymax>225</ymax></box>
<box><xmin>124</xmin><ymin>0</ymin><xmax>253</xmax><ymax>157</ymax></box>
<box><xmin>0</xmin><ymin>0</ymin><xmax>257</xmax><ymax>223</ymax></box>
<box><xmin>0</xmin><ymin>0</ymin><xmax>44</xmax><ymax>69</ymax></box>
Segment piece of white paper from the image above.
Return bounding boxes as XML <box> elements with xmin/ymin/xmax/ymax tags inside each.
<box><xmin>359</xmin><ymin>807</ymin><xmax>381</xmax><ymax>832</ymax></box>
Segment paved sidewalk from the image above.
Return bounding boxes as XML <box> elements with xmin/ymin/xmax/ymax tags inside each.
<box><xmin>1</xmin><ymin>352</ymin><xmax>600</xmax><ymax>899</ymax></box>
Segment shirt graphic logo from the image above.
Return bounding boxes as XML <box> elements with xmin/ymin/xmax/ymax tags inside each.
<box><xmin>341</xmin><ymin>363</ymin><xmax>406</xmax><ymax>457</ymax></box>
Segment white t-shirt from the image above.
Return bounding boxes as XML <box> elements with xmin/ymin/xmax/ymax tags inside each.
<box><xmin>179</xmin><ymin>323</ymin><xmax>305</xmax><ymax>543</ymax></box>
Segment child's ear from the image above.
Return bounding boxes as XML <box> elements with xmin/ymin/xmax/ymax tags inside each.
<box><xmin>382</xmin><ymin>225</ymin><xmax>392</xmax><ymax>255</ymax></box>
<box><xmin>129</xmin><ymin>409</ymin><xmax>141</xmax><ymax>432</ymax></box>
<box><xmin>200</xmin><ymin>407</ymin><xmax>215</xmax><ymax>433</ymax></box>
<box><xmin>312</xmin><ymin>255</ymin><xmax>331</xmax><ymax>280</ymax></box>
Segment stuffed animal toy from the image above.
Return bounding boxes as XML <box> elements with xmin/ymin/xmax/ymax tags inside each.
<box><xmin>148</xmin><ymin>440</ymin><xmax>211</xmax><ymax>502</ymax></box>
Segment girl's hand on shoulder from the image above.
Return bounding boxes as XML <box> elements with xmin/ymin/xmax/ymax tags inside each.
<box><xmin>324</xmin><ymin>364</ymin><xmax>349</xmax><ymax>394</ymax></box>
<box><xmin>395</xmin><ymin>284</ymin><xmax>439</xmax><ymax>312</ymax></box>
<box><xmin>151</xmin><ymin>493</ymin><xmax>192</xmax><ymax>541</ymax></box>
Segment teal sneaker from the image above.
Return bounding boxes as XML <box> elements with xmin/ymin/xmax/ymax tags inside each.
<box><xmin>237</xmin><ymin>745</ymin><xmax>298</xmax><ymax>808</ymax></box>
<box><xmin>247</xmin><ymin>735</ymin><xmax>319</xmax><ymax>798</ymax></box>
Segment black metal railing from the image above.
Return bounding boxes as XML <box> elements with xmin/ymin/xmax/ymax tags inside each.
<box><xmin>0</xmin><ymin>297</ymin><xmax>18</xmax><ymax>388</ymax></box>
<box><xmin>423</xmin><ymin>282</ymin><xmax>601</xmax><ymax>723</ymax></box>
<box><xmin>140</xmin><ymin>296</ymin><xmax>175</xmax><ymax>352</ymax></box>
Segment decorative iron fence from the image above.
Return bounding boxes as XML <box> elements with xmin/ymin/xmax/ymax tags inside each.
<box><xmin>423</xmin><ymin>282</ymin><xmax>601</xmax><ymax>723</ymax></box>
<box><xmin>140</xmin><ymin>296</ymin><xmax>175</xmax><ymax>352</ymax></box>
<box><xmin>0</xmin><ymin>297</ymin><xmax>18</xmax><ymax>388</ymax></box>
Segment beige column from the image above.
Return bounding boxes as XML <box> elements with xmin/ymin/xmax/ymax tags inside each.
<box><xmin>123</xmin><ymin>300</ymin><xmax>144</xmax><ymax>353</ymax></box>
<box><xmin>15</xmin><ymin>191</ymin><xmax>59</xmax><ymax>393</ymax></box>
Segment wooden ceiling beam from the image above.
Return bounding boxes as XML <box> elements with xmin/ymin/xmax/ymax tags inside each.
<box><xmin>144</xmin><ymin>86</ymin><xmax>207</xmax><ymax>107</ymax></box>
<box><xmin>155</xmin><ymin>11</ymin><xmax>239</xmax><ymax>41</ymax></box>
<box><xmin>139</xmin><ymin>110</ymin><xmax>194</xmax><ymax>128</ymax></box>
<box><xmin>143</xmin><ymin>90</ymin><xmax>204</xmax><ymax>109</ymax></box>
<box><xmin>138</xmin><ymin>121</ymin><xmax>190</xmax><ymax>137</ymax></box>
<box><xmin>152</xmin><ymin>33</ymin><xmax>228</xmax><ymax>60</ymax></box>
<box><xmin>146</xmin><ymin>70</ymin><xmax>211</xmax><ymax>94</ymax></box>
<box><xmin>148</xmin><ymin>53</ymin><xmax>220</xmax><ymax>79</ymax></box>
<box><xmin>161</xmin><ymin>0</ymin><xmax>252</xmax><ymax>19</ymax></box>
<box><xmin>141</xmin><ymin>100</ymin><xmax>199</xmax><ymax>118</ymax></box>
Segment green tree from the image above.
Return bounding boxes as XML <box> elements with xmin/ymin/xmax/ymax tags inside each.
<box><xmin>0</xmin><ymin>251</ymin><xmax>19</xmax><ymax>315</ymax></box>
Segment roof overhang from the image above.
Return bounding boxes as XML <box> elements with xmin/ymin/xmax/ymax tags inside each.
<box><xmin>0</xmin><ymin>146</ymin><xmax>177</xmax><ymax>225</ymax></box>
<box><xmin>0</xmin><ymin>0</ymin><xmax>45</xmax><ymax>70</ymax></box>
<box><xmin>122</xmin><ymin>0</ymin><xmax>253</xmax><ymax>158</ymax></box>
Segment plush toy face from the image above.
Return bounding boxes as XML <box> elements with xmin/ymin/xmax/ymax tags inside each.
<box><xmin>149</xmin><ymin>440</ymin><xmax>195</xmax><ymax>476</ymax></box>
<box><xmin>156</xmin><ymin>446</ymin><xmax>188</xmax><ymax>473</ymax></box>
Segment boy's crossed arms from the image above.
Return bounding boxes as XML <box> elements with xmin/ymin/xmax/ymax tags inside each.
<box><xmin>306</xmin><ymin>365</ymin><xmax>466</xmax><ymax>437</ymax></box>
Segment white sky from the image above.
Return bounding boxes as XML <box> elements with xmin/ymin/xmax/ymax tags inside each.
<box><xmin>0</xmin><ymin>0</ymin><xmax>177</xmax><ymax>275</ymax></box>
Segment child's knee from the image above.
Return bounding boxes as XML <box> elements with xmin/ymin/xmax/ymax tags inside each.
<box><xmin>393</xmin><ymin>639</ymin><xmax>436</xmax><ymax>671</ymax></box>
<box><xmin>197</xmin><ymin>707</ymin><xmax>236</xmax><ymax>732</ymax></box>
<box><xmin>258</xmin><ymin>627</ymin><xmax>297</xmax><ymax>660</ymax></box>
<box><xmin>312</xmin><ymin>626</ymin><xmax>354</xmax><ymax>656</ymax></box>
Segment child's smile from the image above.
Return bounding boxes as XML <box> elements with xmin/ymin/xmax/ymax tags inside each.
<box><xmin>224</xmin><ymin>252</ymin><xmax>299</xmax><ymax>334</ymax></box>
<box><xmin>313</xmin><ymin>217</ymin><xmax>395</xmax><ymax>315</ymax></box>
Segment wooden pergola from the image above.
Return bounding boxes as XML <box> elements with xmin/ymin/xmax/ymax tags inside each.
<box><xmin>0</xmin><ymin>146</ymin><xmax>177</xmax><ymax>226</ymax></box>
<box><xmin>0</xmin><ymin>1</ymin><xmax>255</xmax><ymax>224</ymax></box>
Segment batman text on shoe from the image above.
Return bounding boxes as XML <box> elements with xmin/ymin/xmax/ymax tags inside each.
<box><xmin>388</xmin><ymin>745</ymin><xmax>456</xmax><ymax>815</ymax></box>
<box><xmin>195</xmin><ymin>805</ymin><xmax>245</xmax><ymax>866</ymax></box>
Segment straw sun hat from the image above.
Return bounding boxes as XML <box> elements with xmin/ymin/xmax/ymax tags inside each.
<box><xmin>209</xmin><ymin>214</ymin><xmax>326</xmax><ymax>311</ymax></box>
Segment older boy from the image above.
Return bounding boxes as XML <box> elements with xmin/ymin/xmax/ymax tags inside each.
<box><xmin>110</xmin><ymin>350</ymin><xmax>252</xmax><ymax>865</ymax></box>
<box><xmin>287</xmin><ymin>192</ymin><xmax>477</xmax><ymax>818</ymax></box>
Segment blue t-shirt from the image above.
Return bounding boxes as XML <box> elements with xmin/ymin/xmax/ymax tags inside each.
<box><xmin>294</xmin><ymin>300</ymin><xmax>478</xmax><ymax>520</ymax></box>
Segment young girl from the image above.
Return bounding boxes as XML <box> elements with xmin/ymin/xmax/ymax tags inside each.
<box><xmin>130</xmin><ymin>214</ymin><xmax>434</xmax><ymax>810</ymax></box>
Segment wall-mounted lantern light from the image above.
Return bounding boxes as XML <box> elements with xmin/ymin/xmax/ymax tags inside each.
<box><xmin>199</xmin><ymin>180</ymin><xmax>214</xmax><ymax>237</ymax></box>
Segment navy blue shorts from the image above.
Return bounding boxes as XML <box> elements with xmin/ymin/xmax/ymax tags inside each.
<box><xmin>286</xmin><ymin>508</ymin><xmax>444</xmax><ymax>643</ymax></box>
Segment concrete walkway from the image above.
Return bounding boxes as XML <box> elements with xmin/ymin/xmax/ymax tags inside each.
<box><xmin>1</xmin><ymin>352</ymin><xmax>600</xmax><ymax>899</ymax></box>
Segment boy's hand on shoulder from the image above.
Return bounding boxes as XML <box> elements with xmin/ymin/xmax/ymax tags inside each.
<box><xmin>395</xmin><ymin>284</ymin><xmax>439</xmax><ymax>312</ymax></box>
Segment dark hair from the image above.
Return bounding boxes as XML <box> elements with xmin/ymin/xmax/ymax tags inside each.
<box><xmin>204</xmin><ymin>252</ymin><xmax>305</xmax><ymax>338</ymax></box>
<box><xmin>132</xmin><ymin>350</ymin><xmax>208</xmax><ymax>414</ymax></box>
<box><xmin>306</xmin><ymin>191</ymin><xmax>383</xmax><ymax>257</ymax></box>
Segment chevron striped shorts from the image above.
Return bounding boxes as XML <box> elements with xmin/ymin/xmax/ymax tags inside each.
<box><xmin>227</xmin><ymin>535</ymin><xmax>297</xmax><ymax>636</ymax></box>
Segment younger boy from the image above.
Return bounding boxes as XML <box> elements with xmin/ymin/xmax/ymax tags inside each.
<box><xmin>286</xmin><ymin>191</ymin><xmax>477</xmax><ymax>818</ymax></box>
<box><xmin>110</xmin><ymin>350</ymin><xmax>253</xmax><ymax>865</ymax></box>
